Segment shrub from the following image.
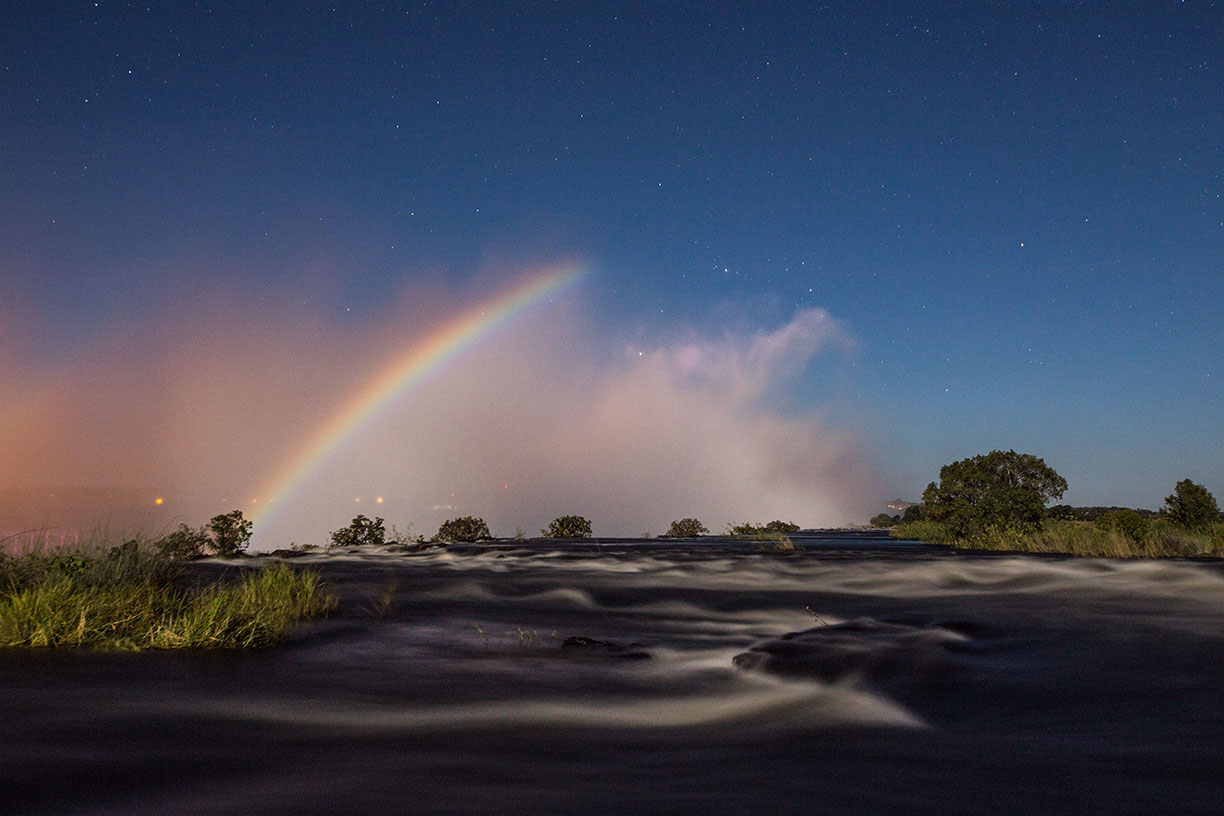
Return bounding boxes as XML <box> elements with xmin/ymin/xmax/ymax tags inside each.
<box><xmin>155</xmin><ymin>524</ymin><xmax>210</xmax><ymax>560</ymax></box>
<box><xmin>763</xmin><ymin>520</ymin><xmax>800</xmax><ymax>534</ymax></box>
<box><xmin>329</xmin><ymin>515</ymin><xmax>386</xmax><ymax>548</ymax></box>
<box><xmin>543</xmin><ymin>515</ymin><xmax>593</xmax><ymax>538</ymax></box>
<box><xmin>1094</xmin><ymin>509</ymin><xmax>1149</xmax><ymax>542</ymax></box>
<box><xmin>869</xmin><ymin>513</ymin><xmax>899</xmax><ymax>528</ymax></box>
<box><xmin>1164</xmin><ymin>479</ymin><xmax>1220</xmax><ymax>532</ymax></box>
<box><xmin>436</xmin><ymin>516</ymin><xmax>491</xmax><ymax>542</ymax></box>
<box><xmin>207</xmin><ymin>510</ymin><xmax>253</xmax><ymax>557</ymax></box>
<box><xmin>665</xmin><ymin>518</ymin><xmax>709</xmax><ymax>538</ymax></box>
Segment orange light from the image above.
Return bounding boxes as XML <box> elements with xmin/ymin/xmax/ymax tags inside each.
<box><xmin>376</xmin><ymin>497</ymin><xmax>384</xmax><ymax>503</ymax></box>
<box><xmin>154</xmin><ymin>497</ymin><xmax>164</xmax><ymax>505</ymax></box>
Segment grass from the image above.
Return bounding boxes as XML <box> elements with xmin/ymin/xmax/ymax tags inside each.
<box><xmin>361</xmin><ymin>578</ymin><xmax>399</xmax><ymax>619</ymax></box>
<box><xmin>891</xmin><ymin>518</ymin><xmax>1224</xmax><ymax>558</ymax></box>
<box><xmin>0</xmin><ymin>536</ymin><xmax>335</xmax><ymax>650</ymax></box>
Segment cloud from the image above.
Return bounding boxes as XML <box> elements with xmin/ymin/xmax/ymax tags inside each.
<box><xmin>0</xmin><ymin>276</ymin><xmax>888</xmax><ymax>544</ymax></box>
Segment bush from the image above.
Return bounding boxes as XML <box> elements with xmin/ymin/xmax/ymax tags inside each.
<box><xmin>155</xmin><ymin>524</ymin><xmax>210</xmax><ymax>560</ymax></box>
<box><xmin>330</xmin><ymin>515</ymin><xmax>386</xmax><ymax>548</ymax></box>
<box><xmin>1164</xmin><ymin>479</ymin><xmax>1220</xmax><ymax>532</ymax></box>
<box><xmin>543</xmin><ymin>515</ymin><xmax>593</xmax><ymax>538</ymax></box>
<box><xmin>665</xmin><ymin>518</ymin><xmax>709</xmax><ymax>538</ymax></box>
<box><xmin>1094</xmin><ymin>509</ymin><xmax>1150</xmax><ymax>542</ymax></box>
<box><xmin>207</xmin><ymin>510</ymin><xmax>252</xmax><ymax>557</ymax></box>
<box><xmin>763</xmin><ymin>520</ymin><xmax>800</xmax><ymax>534</ymax></box>
<box><xmin>436</xmin><ymin>516</ymin><xmax>491</xmax><ymax>542</ymax></box>
<box><xmin>869</xmin><ymin>513</ymin><xmax>899</xmax><ymax>528</ymax></box>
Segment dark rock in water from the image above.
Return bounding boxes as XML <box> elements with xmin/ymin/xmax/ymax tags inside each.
<box><xmin>560</xmin><ymin>636</ymin><xmax>651</xmax><ymax>660</ymax></box>
<box><xmin>268</xmin><ymin>548</ymin><xmax>309</xmax><ymax>558</ymax></box>
<box><xmin>386</xmin><ymin>541</ymin><xmax>443</xmax><ymax>553</ymax></box>
<box><xmin>733</xmin><ymin>617</ymin><xmax>985</xmax><ymax>698</ymax></box>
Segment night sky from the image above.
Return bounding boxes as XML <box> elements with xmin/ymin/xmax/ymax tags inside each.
<box><xmin>2</xmin><ymin>2</ymin><xmax>1221</xmax><ymax>538</ymax></box>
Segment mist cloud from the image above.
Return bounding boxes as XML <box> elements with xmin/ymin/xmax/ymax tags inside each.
<box><xmin>1</xmin><ymin>278</ymin><xmax>888</xmax><ymax>545</ymax></box>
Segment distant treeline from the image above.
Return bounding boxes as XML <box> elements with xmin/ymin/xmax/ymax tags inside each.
<box><xmin>876</xmin><ymin>503</ymin><xmax>1193</xmax><ymax>528</ymax></box>
<box><xmin>1045</xmin><ymin>505</ymin><xmax>1159</xmax><ymax>522</ymax></box>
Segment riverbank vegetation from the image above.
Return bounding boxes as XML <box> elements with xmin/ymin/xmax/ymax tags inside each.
<box><xmin>889</xmin><ymin>451</ymin><xmax>1223</xmax><ymax>557</ymax></box>
<box><xmin>0</xmin><ymin>531</ymin><xmax>333</xmax><ymax>650</ymax></box>
<box><xmin>892</xmin><ymin>516</ymin><xmax>1223</xmax><ymax>557</ymax></box>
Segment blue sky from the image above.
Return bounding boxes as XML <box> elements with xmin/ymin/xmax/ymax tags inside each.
<box><xmin>2</xmin><ymin>2</ymin><xmax>1221</xmax><ymax>531</ymax></box>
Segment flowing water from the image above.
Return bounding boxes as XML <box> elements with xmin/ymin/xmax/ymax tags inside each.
<box><xmin>3</xmin><ymin>533</ymin><xmax>1223</xmax><ymax>815</ymax></box>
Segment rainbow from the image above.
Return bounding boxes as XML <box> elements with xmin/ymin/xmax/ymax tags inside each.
<box><xmin>251</xmin><ymin>262</ymin><xmax>587</xmax><ymax>528</ymax></box>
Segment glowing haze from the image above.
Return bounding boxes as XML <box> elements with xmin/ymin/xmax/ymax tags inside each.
<box><xmin>0</xmin><ymin>266</ymin><xmax>885</xmax><ymax>547</ymax></box>
<box><xmin>251</xmin><ymin>263</ymin><xmax>588</xmax><ymax>538</ymax></box>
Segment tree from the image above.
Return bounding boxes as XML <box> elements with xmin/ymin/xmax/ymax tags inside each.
<box><xmin>330</xmin><ymin>515</ymin><xmax>386</xmax><ymax>548</ymax></box>
<box><xmin>922</xmin><ymin>450</ymin><xmax>1067</xmax><ymax>538</ymax></box>
<box><xmin>870</xmin><ymin>513</ymin><xmax>899</xmax><ymax>528</ymax></box>
<box><xmin>543</xmin><ymin>515</ymin><xmax>593</xmax><ymax>538</ymax></box>
<box><xmin>207</xmin><ymin>510</ymin><xmax>253</xmax><ymax>557</ymax></box>
<box><xmin>763</xmin><ymin>520</ymin><xmax>800</xmax><ymax>534</ymax></box>
<box><xmin>436</xmin><ymin>516</ymin><xmax>491</xmax><ymax>542</ymax></box>
<box><xmin>1164</xmin><ymin>479</ymin><xmax>1219</xmax><ymax>532</ymax></box>
<box><xmin>665</xmin><ymin>518</ymin><xmax>709</xmax><ymax>538</ymax></box>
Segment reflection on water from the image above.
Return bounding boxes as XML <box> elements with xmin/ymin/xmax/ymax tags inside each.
<box><xmin>3</xmin><ymin>534</ymin><xmax>1223</xmax><ymax>815</ymax></box>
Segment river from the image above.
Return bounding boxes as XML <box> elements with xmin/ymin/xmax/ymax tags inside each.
<box><xmin>3</xmin><ymin>533</ymin><xmax>1222</xmax><ymax>814</ymax></box>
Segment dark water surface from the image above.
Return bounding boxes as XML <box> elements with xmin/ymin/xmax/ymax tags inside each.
<box><xmin>3</xmin><ymin>533</ymin><xmax>1223</xmax><ymax>815</ymax></box>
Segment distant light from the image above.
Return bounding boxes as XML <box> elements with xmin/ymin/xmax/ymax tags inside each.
<box><xmin>154</xmin><ymin>497</ymin><xmax>164</xmax><ymax>505</ymax></box>
<box><xmin>376</xmin><ymin>497</ymin><xmax>384</xmax><ymax>503</ymax></box>
<box><xmin>355</xmin><ymin>497</ymin><xmax>361</xmax><ymax>502</ymax></box>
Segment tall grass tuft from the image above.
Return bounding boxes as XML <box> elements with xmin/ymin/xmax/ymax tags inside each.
<box><xmin>0</xmin><ymin>537</ymin><xmax>334</xmax><ymax>650</ymax></box>
<box><xmin>756</xmin><ymin>531</ymin><xmax>799</xmax><ymax>551</ymax></box>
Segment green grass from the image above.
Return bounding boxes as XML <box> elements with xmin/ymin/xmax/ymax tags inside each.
<box><xmin>892</xmin><ymin>518</ymin><xmax>1224</xmax><ymax>558</ymax></box>
<box><xmin>0</xmin><ymin>537</ymin><xmax>334</xmax><ymax>650</ymax></box>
